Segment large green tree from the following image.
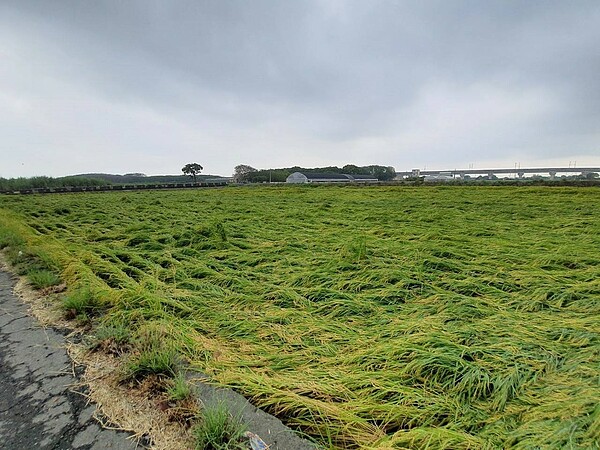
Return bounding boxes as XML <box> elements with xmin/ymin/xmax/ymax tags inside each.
<box><xmin>181</xmin><ymin>163</ymin><xmax>203</xmax><ymax>182</ymax></box>
<box><xmin>232</xmin><ymin>164</ymin><xmax>257</xmax><ymax>183</ymax></box>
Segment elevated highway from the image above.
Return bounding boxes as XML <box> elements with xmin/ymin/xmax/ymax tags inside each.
<box><xmin>395</xmin><ymin>167</ymin><xmax>600</xmax><ymax>180</ymax></box>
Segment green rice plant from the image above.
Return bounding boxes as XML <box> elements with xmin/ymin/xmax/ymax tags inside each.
<box><xmin>192</xmin><ymin>402</ymin><xmax>247</xmax><ymax>450</ymax></box>
<box><xmin>214</xmin><ymin>222</ymin><xmax>228</xmax><ymax>242</ymax></box>
<box><xmin>338</xmin><ymin>235</ymin><xmax>369</xmax><ymax>262</ymax></box>
<box><xmin>1</xmin><ymin>186</ymin><xmax>599</xmax><ymax>449</ymax></box>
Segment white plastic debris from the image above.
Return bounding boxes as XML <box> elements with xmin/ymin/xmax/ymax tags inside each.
<box><xmin>244</xmin><ymin>431</ymin><xmax>269</xmax><ymax>450</ymax></box>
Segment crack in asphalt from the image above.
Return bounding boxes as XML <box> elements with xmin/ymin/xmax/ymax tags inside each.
<box><xmin>0</xmin><ymin>314</ymin><xmax>28</xmax><ymax>327</ymax></box>
<box><xmin>0</xmin><ymin>270</ymin><xmax>140</xmax><ymax>450</ymax></box>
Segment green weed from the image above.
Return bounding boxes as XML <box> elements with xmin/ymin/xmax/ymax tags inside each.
<box><xmin>62</xmin><ymin>288</ymin><xmax>106</xmax><ymax>321</ymax></box>
<box><xmin>90</xmin><ymin>323</ymin><xmax>132</xmax><ymax>355</ymax></box>
<box><xmin>124</xmin><ymin>324</ymin><xmax>180</xmax><ymax>381</ymax></box>
<box><xmin>192</xmin><ymin>402</ymin><xmax>247</xmax><ymax>450</ymax></box>
<box><xmin>167</xmin><ymin>372</ymin><xmax>193</xmax><ymax>401</ymax></box>
<box><xmin>27</xmin><ymin>269</ymin><xmax>61</xmax><ymax>289</ymax></box>
<box><xmin>0</xmin><ymin>229</ymin><xmax>24</xmax><ymax>250</ymax></box>
<box><xmin>125</xmin><ymin>347</ymin><xmax>179</xmax><ymax>380</ymax></box>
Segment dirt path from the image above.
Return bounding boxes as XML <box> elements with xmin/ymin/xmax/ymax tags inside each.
<box><xmin>0</xmin><ymin>270</ymin><xmax>139</xmax><ymax>449</ymax></box>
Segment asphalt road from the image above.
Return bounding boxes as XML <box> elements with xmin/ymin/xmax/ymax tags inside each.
<box><xmin>0</xmin><ymin>270</ymin><xmax>139</xmax><ymax>450</ymax></box>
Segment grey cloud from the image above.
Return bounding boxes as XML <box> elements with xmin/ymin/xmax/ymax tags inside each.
<box><xmin>0</xmin><ymin>0</ymin><xmax>598</xmax><ymax>177</ymax></box>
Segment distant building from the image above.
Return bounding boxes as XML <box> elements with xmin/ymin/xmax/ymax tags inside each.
<box><xmin>424</xmin><ymin>172</ymin><xmax>454</xmax><ymax>182</ymax></box>
<box><xmin>286</xmin><ymin>172</ymin><xmax>379</xmax><ymax>183</ymax></box>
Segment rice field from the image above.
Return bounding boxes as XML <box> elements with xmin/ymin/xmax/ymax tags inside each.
<box><xmin>0</xmin><ymin>185</ymin><xmax>599</xmax><ymax>449</ymax></box>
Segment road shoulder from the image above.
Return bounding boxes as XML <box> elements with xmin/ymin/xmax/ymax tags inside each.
<box><xmin>0</xmin><ymin>269</ymin><xmax>139</xmax><ymax>450</ymax></box>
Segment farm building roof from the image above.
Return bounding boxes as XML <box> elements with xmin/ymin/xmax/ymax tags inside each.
<box><xmin>286</xmin><ymin>172</ymin><xmax>379</xmax><ymax>183</ymax></box>
<box><xmin>304</xmin><ymin>173</ymin><xmax>351</xmax><ymax>180</ymax></box>
<box><xmin>349</xmin><ymin>174</ymin><xmax>379</xmax><ymax>181</ymax></box>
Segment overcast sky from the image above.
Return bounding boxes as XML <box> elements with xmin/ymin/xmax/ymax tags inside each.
<box><xmin>1</xmin><ymin>1</ymin><xmax>599</xmax><ymax>177</ymax></box>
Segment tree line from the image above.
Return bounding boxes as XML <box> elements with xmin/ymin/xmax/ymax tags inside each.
<box><xmin>0</xmin><ymin>176</ymin><xmax>109</xmax><ymax>192</ymax></box>
<box><xmin>233</xmin><ymin>164</ymin><xmax>396</xmax><ymax>183</ymax></box>
<box><xmin>0</xmin><ymin>170</ymin><xmax>225</xmax><ymax>191</ymax></box>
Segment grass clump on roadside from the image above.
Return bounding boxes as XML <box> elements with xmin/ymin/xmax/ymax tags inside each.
<box><xmin>165</xmin><ymin>371</ymin><xmax>200</xmax><ymax>425</ymax></box>
<box><xmin>192</xmin><ymin>402</ymin><xmax>247</xmax><ymax>450</ymax></box>
<box><xmin>124</xmin><ymin>324</ymin><xmax>180</xmax><ymax>382</ymax></box>
<box><xmin>0</xmin><ymin>229</ymin><xmax>25</xmax><ymax>252</ymax></box>
<box><xmin>89</xmin><ymin>322</ymin><xmax>132</xmax><ymax>355</ymax></box>
<box><xmin>167</xmin><ymin>372</ymin><xmax>193</xmax><ymax>401</ymax></box>
<box><xmin>26</xmin><ymin>269</ymin><xmax>61</xmax><ymax>289</ymax></box>
<box><xmin>62</xmin><ymin>287</ymin><xmax>107</xmax><ymax>321</ymax></box>
<box><xmin>125</xmin><ymin>347</ymin><xmax>179</xmax><ymax>381</ymax></box>
<box><xmin>3</xmin><ymin>242</ymin><xmax>59</xmax><ymax>278</ymax></box>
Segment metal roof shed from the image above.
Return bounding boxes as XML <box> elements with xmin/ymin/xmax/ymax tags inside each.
<box><xmin>286</xmin><ymin>172</ymin><xmax>379</xmax><ymax>183</ymax></box>
<box><xmin>286</xmin><ymin>172</ymin><xmax>351</xmax><ymax>183</ymax></box>
<box><xmin>348</xmin><ymin>174</ymin><xmax>379</xmax><ymax>182</ymax></box>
